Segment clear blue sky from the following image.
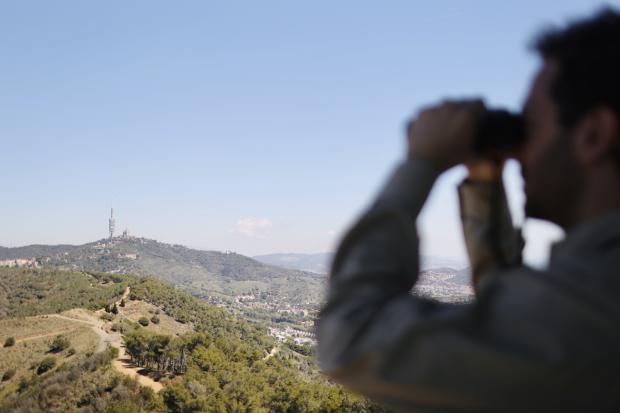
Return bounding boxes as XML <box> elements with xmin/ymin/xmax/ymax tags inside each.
<box><xmin>2</xmin><ymin>1</ymin><xmax>616</xmax><ymax>262</ymax></box>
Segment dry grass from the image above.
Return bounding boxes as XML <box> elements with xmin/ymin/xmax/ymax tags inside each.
<box><xmin>0</xmin><ymin>290</ymin><xmax>191</xmax><ymax>400</ymax></box>
<box><xmin>0</xmin><ymin>316</ymin><xmax>99</xmax><ymax>398</ymax></box>
<box><xmin>0</xmin><ymin>316</ymin><xmax>78</xmax><ymax>343</ymax></box>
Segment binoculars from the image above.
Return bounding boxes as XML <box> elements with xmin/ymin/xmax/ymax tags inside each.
<box><xmin>475</xmin><ymin>109</ymin><xmax>525</xmax><ymax>156</ymax></box>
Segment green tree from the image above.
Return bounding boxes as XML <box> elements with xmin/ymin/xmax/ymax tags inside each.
<box><xmin>102</xmin><ymin>400</ymin><xmax>140</xmax><ymax>413</ymax></box>
<box><xmin>161</xmin><ymin>384</ymin><xmax>194</xmax><ymax>413</ymax></box>
<box><xmin>3</xmin><ymin>336</ymin><xmax>15</xmax><ymax>347</ymax></box>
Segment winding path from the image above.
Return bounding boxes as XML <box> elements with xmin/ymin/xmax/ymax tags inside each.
<box><xmin>48</xmin><ymin>313</ymin><xmax>113</xmax><ymax>353</ymax></box>
<box><xmin>45</xmin><ymin>287</ymin><xmax>163</xmax><ymax>392</ymax></box>
<box><xmin>14</xmin><ymin>328</ymin><xmax>75</xmax><ymax>344</ymax></box>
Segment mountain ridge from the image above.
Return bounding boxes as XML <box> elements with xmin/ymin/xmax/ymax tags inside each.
<box><xmin>253</xmin><ymin>251</ymin><xmax>468</xmax><ymax>274</ymax></box>
<box><xmin>0</xmin><ymin>237</ymin><xmax>325</xmax><ymax>307</ymax></box>
<box><xmin>1</xmin><ymin>238</ymin><xmax>473</xmax><ymax>311</ymax></box>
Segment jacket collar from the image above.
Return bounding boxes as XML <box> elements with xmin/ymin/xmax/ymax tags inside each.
<box><xmin>550</xmin><ymin>210</ymin><xmax>620</xmax><ymax>260</ymax></box>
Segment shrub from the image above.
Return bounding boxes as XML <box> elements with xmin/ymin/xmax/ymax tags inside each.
<box><xmin>2</xmin><ymin>369</ymin><xmax>16</xmax><ymax>381</ymax></box>
<box><xmin>107</xmin><ymin>374</ymin><xmax>121</xmax><ymax>391</ymax></box>
<box><xmin>139</xmin><ymin>386</ymin><xmax>155</xmax><ymax>401</ymax></box>
<box><xmin>122</xmin><ymin>375</ymin><xmax>139</xmax><ymax>390</ymax></box>
<box><xmin>100</xmin><ymin>313</ymin><xmax>114</xmax><ymax>322</ymax></box>
<box><xmin>111</xmin><ymin>304</ymin><xmax>119</xmax><ymax>314</ymax></box>
<box><xmin>107</xmin><ymin>345</ymin><xmax>119</xmax><ymax>359</ymax></box>
<box><xmin>120</xmin><ymin>299</ymin><xmax>126</xmax><ymax>307</ymax></box>
<box><xmin>150</xmin><ymin>315</ymin><xmax>160</xmax><ymax>324</ymax></box>
<box><xmin>67</xmin><ymin>347</ymin><xmax>76</xmax><ymax>356</ymax></box>
<box><xmin>18</xmin><ymin>376</ymin><xmax>30</xmax><ymax>392</ymax></box>
<box><xmin>285</xmin><ymin>340</ymin><xmax>314</xmax><ymax>357</ymax></box>
<box><xmin>44</xmin><ymin>383</ymin><xmax>65</xmax><ymax>399</ymax></box>
<box><xmin>3</xmin><ymin>336</ymin><xmax>15</xmax><ymax>347</ymax></box>
<box><xmin>161</xmin><ymin>384</ymin><xmax>193</xmax><ymax>412</ymax></box>
<box><xmin>49</xmin><ymin>335</ymin><xmax>70</xmax><ymax>353</ymax></box>
<box><xmin>138</xmin><ymin>317</ymin><xmax>149</xmax><ymax>327</ymax></box>
<box><xmin>37</xmin><ymin>357</ymin><xmax>56</xmax><ymax>374</ymax></box>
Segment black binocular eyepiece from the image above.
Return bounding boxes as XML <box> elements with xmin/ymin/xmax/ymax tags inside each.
<box><xmin>474</xmin><ymin>110</ymin><xmax>525</xmax><ymax>155</ymax></box>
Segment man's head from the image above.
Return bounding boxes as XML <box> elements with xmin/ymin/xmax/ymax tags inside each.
<box><xmin>520</xmin><ymin>8</ymin><xmax>620</xmax><ymax>229</ymax></box>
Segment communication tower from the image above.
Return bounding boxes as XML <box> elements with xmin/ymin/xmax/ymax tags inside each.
<box><xmin>109</xmin><ymin>208</ymin><xmax>116</xmax><ymax>239</ymax></box>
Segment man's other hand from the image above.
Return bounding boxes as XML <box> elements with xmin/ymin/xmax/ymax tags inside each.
<box><xmin>407</xmin><ymin>99</ymin><xmax>486</xmax><ymax>171</ymax></box>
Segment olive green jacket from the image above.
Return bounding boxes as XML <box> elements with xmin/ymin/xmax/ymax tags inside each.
<box><xmin>317</xmin><ymin>157</ymin><xmax>620</xmax><ymax>412</ymax></box>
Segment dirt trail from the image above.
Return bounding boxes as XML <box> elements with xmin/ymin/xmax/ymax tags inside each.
<box><xmin>263</xmin><ymin>345</ymin><xmax>280</xmax><ymax>361</ymax></box>
<box><xmin>49</xmin><ymin>312</ymin><xmax>113</xmax><ymax>352</ymax></box>
<box><xmin>44</xmin><ymin>287</ymin><xmax>163</xmax><ymax>392</ymax></box>
<box><xmin>112</xmin><ymin>341</ymin><xmax>163</xmax><ymax>392</ymax></box>
<box><xmin>14</xmin><ymin>328</ymin><xmax>75</xmax><ymax>344</ymax></box>
<box><xmin>110</xmin><ymin>287</ymin><xmax>163</xmax><ymax>391</ymax></box>
<box><xmin>119</xmin><ymin>286</ymin><xmax>131</xmax><ymax>302</ymax></box>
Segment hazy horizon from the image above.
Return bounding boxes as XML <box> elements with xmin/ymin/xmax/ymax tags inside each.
<box><xmin>1</xmin><ymin>235</ymin><xmax>470</xmax><ymax>264</ymax></box>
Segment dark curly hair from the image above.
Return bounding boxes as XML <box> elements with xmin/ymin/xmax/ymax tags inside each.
<box><xmin>533</xmin><ymin>8</ymin><xmax>620</xmax><ymax>131</ymax></box>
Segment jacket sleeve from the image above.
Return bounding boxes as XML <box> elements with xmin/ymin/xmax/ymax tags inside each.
<box><xmin>316</xmin><ymin>158</ymin><xmax>582</xmax><ymax>413</ymax></box>
<box><xmin>458</xmin><ymin>179</ymin><xmax>523</xmax><ymax>292</ymax></box>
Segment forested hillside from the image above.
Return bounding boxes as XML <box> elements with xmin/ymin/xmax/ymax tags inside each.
<box><xmin>0</xmin><ymin>238</ymin><xmax>325</xmax><ymax>306</ymax></box>
<box><xmin>0</xmin><ymin>267</ymin><xmax>388</xmax><ymax>412</ymax></box>
<box><xmin>0</xmin><ymin>267</ymin><xmax>127</xmax><ymax>318</ymax></box>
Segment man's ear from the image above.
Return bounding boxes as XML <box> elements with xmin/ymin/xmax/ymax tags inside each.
<box><xmin>574</xmin><ymin>106</ymin><xmax>620</xmax><ymax>165</ymax></box>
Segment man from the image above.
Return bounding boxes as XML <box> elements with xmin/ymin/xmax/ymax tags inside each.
<box><xmin>317</xmin><ymin>9</ymin><xmax>620</xmax><ymax>412</ymax></box>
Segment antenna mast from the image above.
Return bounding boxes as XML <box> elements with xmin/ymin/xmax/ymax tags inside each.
<box><xmin>109</xmin><ymin>208</ymin><xmax>116</xmax><ymax>239</ymax></box>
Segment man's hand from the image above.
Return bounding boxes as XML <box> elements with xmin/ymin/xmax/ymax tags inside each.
<box><xmin>466</xmin><ymin>159</ymin><xmax>505</xmax><ymax>182</ymax></box>
<box><xmin>407</xmin><ymin>99</ymin><xmax>486</xmax><ymax>171</ymax></box>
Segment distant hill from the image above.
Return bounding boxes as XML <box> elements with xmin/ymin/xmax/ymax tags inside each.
<box><xmin>451</xmin><ymin>266</ymin><xmax>472</xmax><ymax>285</ymax></box>
<box><xmin>0</xmin><ymin>244</ymin><xmax>80</xmax><ymax>260</ymax></box>
<box><xmin>253</xmin><ymin>252</ymin><xmax>467</xmax><ymax>274</ymax></box>
<box><xmin>0</xmin><ymin>237</ymin><xmax>325</xmax><ymax>306</ymax></box>
<box><xmin>253</xmin><ymin>253</ymin><xmax>334</xmax><ymax>274</ymax></box>
<box><xmin>0</xmin><ymin>239</ymin><xmax>472</xmax><ymax>309</ymax></box>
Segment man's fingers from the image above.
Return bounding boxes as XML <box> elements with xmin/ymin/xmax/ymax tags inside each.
<box><xmin>406</xmin><ymin>98</ymin><xmax>488</xmax><ymax>169</ymax></box>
